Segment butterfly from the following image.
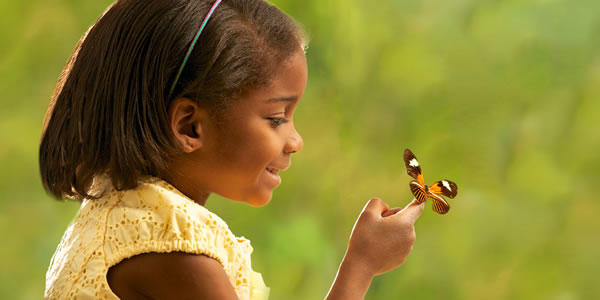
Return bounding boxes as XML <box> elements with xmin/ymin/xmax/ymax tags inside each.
<box><xmin>403</xmin><ymin>148</ymin><xmax>458</xmax><ymax>214</ymax></box>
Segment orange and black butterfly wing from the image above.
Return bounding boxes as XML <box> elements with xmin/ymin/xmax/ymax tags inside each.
<box><xmin>429</xmin><ymin>180</ymin><xmax>458</xmax><ymax>199</ymax></box>
<box><xmin>427</xmin><ymin>179</ymin><xmax>457</xmax><ymax>214</ymax></box>
<box><xmin>403</xmin><ymin>149</ymin><xmax>425</xmax><ymax>186</ymax></box>
<box><xmin>427</xmin><ymin>193</ymin><xmax>451</xmax><ymax>214</ymax></box>
<box><xmin>409</xmin><ymin>180</ymin><xmax>428</xmax><ymax>203</ymax></box>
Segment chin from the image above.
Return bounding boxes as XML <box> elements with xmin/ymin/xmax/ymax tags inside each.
<box><xmin>245</xmin><ymin>192</ymin><xmax>273</xmax><ymax>207</ymax></box>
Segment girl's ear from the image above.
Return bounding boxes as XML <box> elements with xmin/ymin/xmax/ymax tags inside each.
<box><xmin>168</xmin><ymin>98</ymin><xmax>206</xmax><ymax>153</ymax></box>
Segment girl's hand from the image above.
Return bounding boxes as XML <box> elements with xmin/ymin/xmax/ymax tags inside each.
<box><xmin>345</xmin><ymin>197</ymin><xmax>425</xmax><ymax>276</ymax></box>
<box><xmin>326</xmin><ymin>198</ymin><xmax>425</xmax><ymax>300</ymax></box>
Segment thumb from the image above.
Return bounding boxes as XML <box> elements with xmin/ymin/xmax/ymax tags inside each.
<box><xmin>395</xmin><ymin>198</ymin><xmax>425</xmax><ymax>223</ymax></box>
<box><xmin>363</xmin><ymin>197</ymin><xmax>390</xmax><ymax>216</ymax></box>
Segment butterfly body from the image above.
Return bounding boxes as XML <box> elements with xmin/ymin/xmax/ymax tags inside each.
<box><xmin>403</xmin><ymin>149</ymin><xmax>458</xmax><ymax>214</ymax></box>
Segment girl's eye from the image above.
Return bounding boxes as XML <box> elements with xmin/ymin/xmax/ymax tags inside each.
<box><xmin>268</xmin><ymin>117</ymin><xmax>289</xmax><ymax>128</ymax></box>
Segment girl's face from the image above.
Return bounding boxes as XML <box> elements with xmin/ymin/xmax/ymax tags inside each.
<box><xmin>171</xmin><ymin>50</ymin><xmax>307</xmax><ymax>207</ymax></box>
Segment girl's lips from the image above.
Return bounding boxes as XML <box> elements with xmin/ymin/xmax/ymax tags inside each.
<box><xmin>265</xmin><ymin>167</ymin><xmax>282</xmax><ymax>186</ymax></box>
<box><xmin>266</xmin><ymin>164</ymin><xmax>290</xmax><ymax>173</ymax></box>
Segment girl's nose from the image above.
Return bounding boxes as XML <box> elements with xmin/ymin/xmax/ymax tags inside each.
<box><xmin>284</xmin><ymin>127</ymin><xmax>303</xmax><ymax>154</ymax></box>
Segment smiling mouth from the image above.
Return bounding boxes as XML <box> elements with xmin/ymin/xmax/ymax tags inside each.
<box><xmin>266</xmin><ymin>167</ymin><xmax>279</xmax><ymax>175</ymax></box>
<box><xmin>264</xmin><ymin>167</ymin><xmax>282</xmax><ymax>187</ymax></box>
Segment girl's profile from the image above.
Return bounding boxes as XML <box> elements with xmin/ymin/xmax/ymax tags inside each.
<box><xmin>41</xmin><ymin>0</ymin><xmax>423</xmax><ymax>299</ymax></box>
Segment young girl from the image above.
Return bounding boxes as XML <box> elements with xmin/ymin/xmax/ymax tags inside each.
<box><xmin>40</xmin><ymin>0</ymin><xmax>424</xmax><ymax>299</ymax></box>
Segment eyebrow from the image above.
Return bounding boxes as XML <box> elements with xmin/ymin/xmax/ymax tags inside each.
<box><xmin>266</xmin><ymin>96</ymin><xmax>299</xmax><ymax>103</ymax></box>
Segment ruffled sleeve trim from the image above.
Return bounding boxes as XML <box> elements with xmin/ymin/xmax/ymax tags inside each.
<box><xmin>105</xmin><ymin>239</ymin><xmax>226</xmax><ymax>268</ymax></box>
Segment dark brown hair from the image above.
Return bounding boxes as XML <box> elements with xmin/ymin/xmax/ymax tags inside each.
<box><xmin>40</xmin><ymin>0</ymin><xmax>308</xmax><ymax>200</ymax></box>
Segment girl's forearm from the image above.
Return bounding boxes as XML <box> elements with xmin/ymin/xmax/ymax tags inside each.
<box><xmin>325</xmin><ymin>254</ymin><xmax>374</xmax><ymax>300</ymax></box>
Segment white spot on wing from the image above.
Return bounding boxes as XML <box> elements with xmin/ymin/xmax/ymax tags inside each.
<box><xmin>409</xmin><ymin>158</ymin><xmax>419</xmax><ymax>167</ymax></box>
<box><xmin>442</xmin><ymin>180</ymin><xmax>452</xmax><ymax>192</ymax></box>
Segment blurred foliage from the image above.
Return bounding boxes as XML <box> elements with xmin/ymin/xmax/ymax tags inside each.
<box><xmin>1</xmin><ymin>0</ymin><xmax>600</xmax><ymax>299</ymax></box>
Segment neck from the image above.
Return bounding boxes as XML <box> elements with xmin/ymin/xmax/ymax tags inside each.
<box><xmin>166</xmin><ymin>171</ymin><xmax>211</xmax><ymax>206</ymax></box>
<box><xmin>181</xmin><ymin>186</ymin><xmax>211</xmax><ymax>206</ymax></box>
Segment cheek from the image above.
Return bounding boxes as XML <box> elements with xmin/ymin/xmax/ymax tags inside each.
<box><xmin>243</xmin><ymin>131</ymin><xmax>281</xmax><ymax>168</ymax></box>
<box><xmin>220</xmin><ymin>122</ymin><xmax>281</xmax><ymax>172</ymax></box>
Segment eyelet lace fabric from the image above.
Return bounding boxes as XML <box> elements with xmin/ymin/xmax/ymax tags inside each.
<box><xmin>45</xmin><ymin>177</ymin><xmax>269</xmax><ymax>299</ymax></box>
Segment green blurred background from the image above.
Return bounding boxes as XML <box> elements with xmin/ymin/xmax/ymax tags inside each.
<box><xmin>2</xmin><ymin>0</ymin><xmax>600</xmax><ymax>299</ymax></box>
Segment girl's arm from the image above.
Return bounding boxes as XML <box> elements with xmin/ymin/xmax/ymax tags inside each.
<box><xmin>107</xmin><ymin>252</ymin><xmax>239</xmax><ymax>299</ymax></box>
<box><xmin>325</xmin><ymin>253</ymin><xmax>374</xmax><ymax>299</ymax></box>
<box><xmin>326</xmin><ymin>198</ymin><xmax>424</xmax><ymax>300</ymax></box>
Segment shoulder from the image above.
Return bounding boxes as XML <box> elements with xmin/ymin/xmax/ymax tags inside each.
<box><xmin>107</xmin><ymin>252</ymin><xmax>238</xmax><ymax>299</ymax></box>
<box><xmin>104</xmin><ymin>179</ymin><xmax>233</xmax><ymax>264</ymax></box>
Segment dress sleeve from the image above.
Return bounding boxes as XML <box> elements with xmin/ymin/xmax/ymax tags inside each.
<box><xmin>102</xmin><ymin>182</ymin><xmax>234</xmax><ymax>272</ymax></box>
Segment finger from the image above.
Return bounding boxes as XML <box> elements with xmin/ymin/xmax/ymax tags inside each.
<box><xmin>381</xmin><ymin>207</ymin><xmax>402</xmax><ymax>217</ymax></box>
<box><xmin>395</xmin><ymin>198</ymin><xmax>425</xmax><ymax>223</ymax></box>
<box><xmin>363</xmin><ymin>197</ymin><xmax>390</xmax><ymax>216</ymax></box>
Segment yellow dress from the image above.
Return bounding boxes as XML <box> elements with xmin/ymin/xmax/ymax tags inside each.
<box><xmin>45</xmin><ymin>177</ymin><xmax>269</xmax><ymax>299</ymax></box>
